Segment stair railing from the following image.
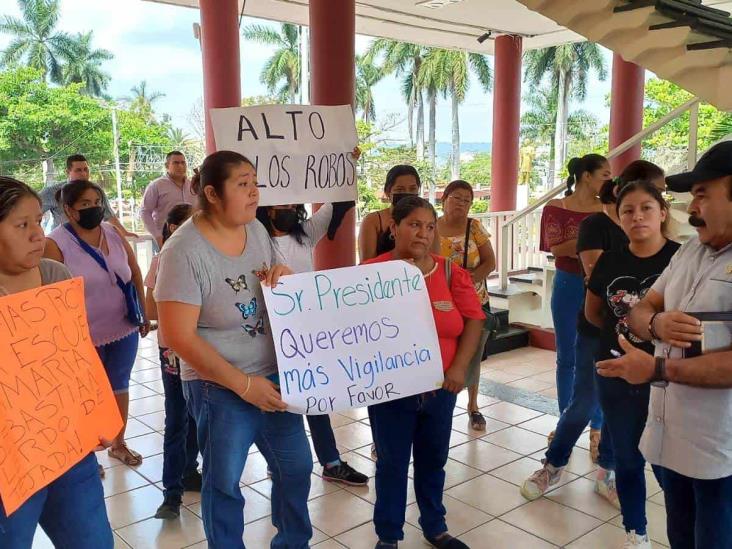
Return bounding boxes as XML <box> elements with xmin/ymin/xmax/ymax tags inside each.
<box><xmin>498</xmin><ymin>96</ymin><xmax>700</xmax><ymax>290</ymax></box>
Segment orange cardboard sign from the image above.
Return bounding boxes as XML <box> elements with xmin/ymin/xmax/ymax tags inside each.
<box><xmin>0</xmin><ymin>277</ymin><xmax>122</xmax><ymax>515</ymax></box>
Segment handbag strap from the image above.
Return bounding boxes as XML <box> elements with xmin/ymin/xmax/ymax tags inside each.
<box><xmin>462</xmin><ymin>218</ymin><xmax>472</xmax><ymax>269</ymax></box>
<box><xmin>64</xmin><ymin>223</ymin><xmax>127</xmax><ymax>293</ymax></box>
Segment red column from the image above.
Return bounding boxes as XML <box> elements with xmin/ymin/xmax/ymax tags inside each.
<box><xmin>310</xmin><ymin>0</ymin><xmax>356</xmax><ymax>269</ymax></box>
<box><xmin>609</xmin><ymin>54</ymin><xmax>645</xmax><ymax>175</ymax></box>
<box><xmin>490</xmin><ymin>35</ymin><xmax>522</xmax><ymax>212</ymax></box>
<box><xmin>199</xmin><ymin>0</ymin><xmax>241</xmax><ymax>154</ymax></box>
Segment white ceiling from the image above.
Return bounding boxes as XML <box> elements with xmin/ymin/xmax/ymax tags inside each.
<box><xmin>145</xmin><ymin>0</ymin><xmax>586</xmax><ymax>53</ymax></box>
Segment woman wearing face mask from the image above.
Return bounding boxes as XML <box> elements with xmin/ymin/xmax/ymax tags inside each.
<box><xmin>586</xmin><ymin>181</ymin><xmax>679</xmax><ymax>548</ymax></box>
<box><xmin>155</xmin><ymin>151</ymin><xmax>312</xmax><ymax>548</ymax></box>
<box><xmin>255</xmin><ymin>197</ymin><xmax>369</xmax><ymax>486</ymax></box>
<box><xmin>364</xmin><ymin>196</ymin><xmax>484</xmax><ymax>549</ymax></box>
<box><xmin>0</xmin><ymin>176</ymin><xmax>114</xmax><ymax>549</ymax></box>
<box><xmin>539</xmin><ymin>154</ymin><xmax>609</xmax><ymax>448</ymax></box>
<box><xmin>144</xmin><ymin>203</ymin><xmax>201</xmax><ymax>519</ymax></box>
<box><xmin>44</xmin><ymin>180</ymin><xmax>150</xmax><ymax>469</ymax></box>
<box><xmin>359</xmin><ymin>164</ymin><xmax>422</xmax><ymax>261</ymax></box>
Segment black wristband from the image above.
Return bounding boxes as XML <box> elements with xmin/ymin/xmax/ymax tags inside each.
<box><xmin>651</xmin><ymin>356</ymin><xmax>668</xmax><ymax>386</ymax></box>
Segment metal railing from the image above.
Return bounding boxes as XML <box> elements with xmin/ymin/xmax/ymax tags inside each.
<box><xmin>498</xmin><ymin>96</ymin><xmax>701</xmax><ymax>289</ymax></box>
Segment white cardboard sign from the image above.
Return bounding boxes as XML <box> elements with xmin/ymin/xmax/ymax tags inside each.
<box><xmin>210</xmin><ymin>104</ymin><xmax>358</xmax><ymax>206</ymax></box>
<box><xmin>262</xmin><ymin>261</ymin><xmax>444</xmax><ymax>414</ymax></box>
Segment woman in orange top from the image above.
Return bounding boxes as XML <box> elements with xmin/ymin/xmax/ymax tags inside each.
<box><xmin>364</xmin><ymin>196</ymin><xmax>484</xmax><ymax>549</ymax></box>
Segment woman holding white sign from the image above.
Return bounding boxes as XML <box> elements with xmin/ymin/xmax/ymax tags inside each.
<box><xmin>256</xmin><ymin>148</ymin><xmax>370</xmax><ymax>487</ymax></box>
<box><xmin>364</xmin><ymin>196</ymin><xmax>484</xmax><ymax>549</ymax></box>
<box><xmin>0</xmin><ymin>176</ymin><xmax>114</xmax><ymax>549</ymax></box>
<box><xmin>154</xmin><ymin>151</ymin><xmax>313</xmax><ymax>548</ymax></box>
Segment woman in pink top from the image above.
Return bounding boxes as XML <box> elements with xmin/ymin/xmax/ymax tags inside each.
<box><xmin>45</xmin><ymin>180</ymin><xmax>150</xmax><ymax>469</ymax></box>
<box><xmin>539</xmin><ymin>154</ymin><xmax>608</xmax><ymax>443</ymax></box>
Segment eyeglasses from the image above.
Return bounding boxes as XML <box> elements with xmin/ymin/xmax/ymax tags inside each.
<box><xmin>448</xmin><ymin>196</ymin><xmax>472</xmax><ymax>205</ymax></box>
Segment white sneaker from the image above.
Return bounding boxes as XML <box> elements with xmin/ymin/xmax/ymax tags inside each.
<box><xmin>595</xmin><ymin>468</ymin><xmax>621</xmax><ymax>509</ymax></box>
<box><xmin>623</xmin><ymin>530</ymin><xmax>651</xmax><ymax>548</ymax></box>
<box><xmin>520</xmin><ymin>462</ymin><xmax>562</xmax><ymax>500</ymax></box>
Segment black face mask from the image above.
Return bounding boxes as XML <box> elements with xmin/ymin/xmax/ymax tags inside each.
<box><xmin>391</xmin><ymin>193</ymin><xmax>412</xmax><ymax>207</ymax></box>
<box><xmin>272</xmin><ymin>209</ymin><xmax>299</xmax><ymax>233</ymax></box>
<box><xmin>76</xmin><ymin>206</ymin><xmax>105</xmax><ymax>230</ymax></box>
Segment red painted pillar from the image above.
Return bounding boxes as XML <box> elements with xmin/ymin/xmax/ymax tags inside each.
<box><xmin>310</xmin><ymin>0</ymin><xmax>356</xmax><ymax>269</ymax></box>
<box><xmin>609</xmin><ymin>54</ymin><xmax>645</xmax><ymax>175</ymax></box>
<box><xmin>490</xmin><ymin>35</ymin><xmax>522</xmax><ymax>212</ymax></box>
<box><xmin>199</xmin><ymin>0</ymin><xmax>241</xmax><ymax>154</ymax></box>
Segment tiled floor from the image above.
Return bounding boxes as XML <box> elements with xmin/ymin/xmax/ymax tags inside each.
<box><xmin>32</xmin><ymin>335</ymin><xmax>668</xmax><ymax>548</ymax></box>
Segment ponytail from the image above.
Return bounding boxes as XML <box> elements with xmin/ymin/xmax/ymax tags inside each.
<box><xmin>565</xmin><ymin>153</ymin><xmax>608</xmax><ymax>196</ymax></box>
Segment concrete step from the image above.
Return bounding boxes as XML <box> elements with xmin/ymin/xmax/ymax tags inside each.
<box><xmin>484</xmin><ymin>326</ymin><xmax>530</xmax><ymax>357</ymax></box>
<box><xmin>509</xmin><ymin>272</ymin><xmax>543</xmax><ymax>286</ymax></box>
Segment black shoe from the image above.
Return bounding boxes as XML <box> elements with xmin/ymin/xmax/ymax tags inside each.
<box><xmin>322</xmin><ymin>461</ymin><xmax>369</xmax><ymax>486</ymax></box>
<box><xmin>183</xmin><ymin>471</ymin><xmax>202</xmax><ymax>492</ymax></box>
<box><xmin>425</xmin><ymin>533</ymin><xmax>469</xmax><ymax>549</ymax></box>
<box><xmin>375</xmin><ymin>541</ymin><xmax>398</xmax><ymax>549</ymax></box>
<box><xmin>154</xmin><ymin>498</ymin><xmax>181</xmax><ymax>519</ymax></box>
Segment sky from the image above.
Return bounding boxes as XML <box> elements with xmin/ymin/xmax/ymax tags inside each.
<box><xmin>0</xmin><ymin>0</ymin><xmax>614</xmax><ymax>146</ymax></box>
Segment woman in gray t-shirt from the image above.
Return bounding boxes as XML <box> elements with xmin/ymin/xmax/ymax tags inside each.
<box><xmin>155</xmin><ymin>151</ymin><xmax>313</xmax><ymax>548</ymax></box>
<box><xmin>0</xmin><ymin>176</ymin><xmax>114</xmax><ymax>548</ymax></box>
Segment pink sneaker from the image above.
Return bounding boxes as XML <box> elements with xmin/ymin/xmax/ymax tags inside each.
<box><xmin>520</xmin><ymin>462</ymin><xmax>562</xmax><ymax>500</ymax></box>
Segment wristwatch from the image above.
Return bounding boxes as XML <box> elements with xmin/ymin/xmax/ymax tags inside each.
<box><xmin>651</xmin><ymin>356</ymin><xmax>668</xmax><ymax>387</ymax></box>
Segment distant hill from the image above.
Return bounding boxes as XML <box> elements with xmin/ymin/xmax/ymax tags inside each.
<box><xmin>436</xmin><ymin>142</ymin><xmax>490</xmax><ymax>160</ymax></box>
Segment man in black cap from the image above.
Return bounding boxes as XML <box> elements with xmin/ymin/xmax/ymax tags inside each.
<box><xmin>595</xmin><ymin>140</ymin><xmax>732</xmax><ymax>548</ymax></box>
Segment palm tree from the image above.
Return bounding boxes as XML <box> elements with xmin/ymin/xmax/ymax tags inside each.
<box><xmin>367</xmin><ymin>39</ymin><xmax>426</xmax><ymax>158</ymax></box>
<box><xmin>60</xmin><ymin>31</ymin><xmax>112</xmax><ymax>97</ymax></box>
<box><xmin>168</xmin><ymin>127</ymin><xmax>190</xmax><ymax>148</ymax></box>
<box><xmin>128</xmin><ymin>80</ymin><xmax>165</xmax><ymax>117</ymax></box>
<box><xmin>0</xmin><ymin>0</ymin><xmax>76</xmax><ymax>83</ymax></box>
<box><xmin>355</xmin><ymin>54</ymin><xmax>385</xmax><ymax>122</ymax></box>
<box><xmin>243</xmin><ymin>23</ymin><xmax>300</xmax><ymax>103</ymax></box>
<box><xmin>420</xmin><ymin>48</ymin><xmax>492</xmax><ymax>179</ymax></box>
<box><xmin>524</xmin><ymin>42</ymin><xmax>607</xmax><ymax>182</ymax></box>
<box><xmin>522</xmin><ymin>85</ymin><xmax>600</xmax><ymax>182</ymax></box>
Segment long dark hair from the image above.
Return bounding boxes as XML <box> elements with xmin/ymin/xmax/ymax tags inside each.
<box><xmin>0</xmin><ymin>176</ymin><xmax>40</xmax><ymax>222</ymax></box>
<box><xmin>616</xmin><ymin>179</ymin><xmax>670</xmax><ymax>235</ymax></box>
<box><xmin>384</xmin><ymin>164</ymin><xmax>421</xmax><ymax>194</ymax></box>
<box><xmin>56</xmin><ymin>179</ymin><xmax>104</xmax><ymax>209</ymax></box>
<box><xmin>162</xmin><ymin>203</ymin><xmax>194</xmax><ymax>243</ymax></box>
<box><xmin>256</xmin><ymin>205</ymin><xmax>309</xmax><ymax>245</ymax></box>
<box><xmin>191</xmin><ymin>151</ymin><xmax>253</xmax><ymax>212</ymax></box>
<box><xmin>565</xmin><ymin>154</ymin><xmax>607</xmax><ymax>196</ymax></box>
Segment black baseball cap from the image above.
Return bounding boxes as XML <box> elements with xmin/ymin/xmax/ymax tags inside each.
<box><xmin>666</xmin><ymin>141</ymin><xmax>732</xmax><ymax>193</ymax></box>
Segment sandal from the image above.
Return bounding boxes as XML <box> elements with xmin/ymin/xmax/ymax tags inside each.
<box><xmin>98</xmin><ymin>464</ymin><xmax>106</xmax><ymax>478</ymax></box>
<box><xmin>469</xmin><ymin>411</ymin><xmax>486</xmax><ymax>432</ymax></box>
<box><xmin>108</xmin><ymin>443</ymin><xmax>143</xmax><ymax>466</ymax></box>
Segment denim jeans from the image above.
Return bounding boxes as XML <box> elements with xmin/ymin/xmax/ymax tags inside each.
<box><xmin>653</xmin><ymin>466</ymin><xmax>732</xmax><ymax>549</ymax></box>
<box><xmin>0</xmin><ymin>453</ymin><xmax>113</xmax><ymax>549</ymax></box>
<box><xmin>550</xmin><ymin>269</ymin><xmax>585</xmax><ymax>413</ymax></box>
<box><xmin>183</xmin><ymin>380</ymin><xmax>313</xmax><ymax>549</ymax></box>
<box><xmin>596</xmin><ymin>376</ymin><xmax>650</xmax><ymax>534</ymax></box>
<box><xmin>159</xmin><ymin>348</ymin><xmax>199</xmax><ymax>500</ymax></box>
<box><xmin>545</xmin><ymin>332</ymin><xmax>613</xmax><ymax>470</ymax></box>
<box><xmin>306</xmin><ymin>415</ymin><xmax>340</xmax><ymax>467</ymax></box>
<box><xmin>368</xmin><ymin>389</ymin><xmax>457</xmax><ymax>542</ymax></box>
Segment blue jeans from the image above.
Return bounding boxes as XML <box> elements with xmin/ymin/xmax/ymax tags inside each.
<box><xmin>0</xmin><ymin>453</ymin><xmax>113</xmax><ymax>549</ymax></box>
<box><xmin>306</xmin><ymin>415</ymin><xmax>340</xmax><ymax>467</ymax></box>
<box><xmin>183</xmin><ymin>380</ymin><xmax>313</xmax><ymax>549</ymax></box>
<box><xmin>550</xmin><ymin>269</ymin><xmax>585</xmax><ymax>414</ymax></box>
<box><xmin>368</xmin><ymin>389</ymin><xmax>457</xmax><ymax>542</ymax></box>
<box><xmin>545</xmin><ymin>332</ymin><xmax>613</xmax><ymax>469</ymax></box>
<box><xmin>653</xmin><ymin>466</ymin><xmax>732</xmax><ymax>549</ymax></box>
<box><xmin>160</xmin><ymin>348</ymin><xmax>199</xmax><ymax>501</ymax></box>
<box><xmin>596</xmin><ymin>376</ymin><xmax>649</xmax><ymax>534</ymax></box>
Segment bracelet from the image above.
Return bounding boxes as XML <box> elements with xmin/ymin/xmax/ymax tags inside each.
<box><xmin>239</xmin><ymin>376</ymin><xmax>252</xmax><ymax>399</ymax></box>
<box><xmin>648</xmin><ymin>312</ymin><xmax>661</xmax><ymax>340</ymax></box>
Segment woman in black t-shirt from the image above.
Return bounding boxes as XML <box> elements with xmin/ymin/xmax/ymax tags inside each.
<box><xmin>586</xmin><ymin>180</ymin><xmax>680</xmax><ymax>548</ymax></box>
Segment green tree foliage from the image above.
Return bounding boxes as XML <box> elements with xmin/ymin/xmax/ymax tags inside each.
<box><xmin>242</xmin><ymin>23</ymin><xmax>300</xmax><ymax>103</ymax></box>
<box><xmin>355</xmin><ymin>54</ymin><xmax>385</xmax><ymax>122</ymax></box>
<box><xmin>643</xmin><ymin>78</ymin><xmax>732</xmax><ymax>153</ymax></box>
<box><xmin>60</xmin><ymin>31</ymin><xmax>112</xmax><ymax>96</ymax></box>
<box><xmin>456</xmin><ymin>153</ymin><xmax>491</xmax><ymax>187</ymax></box>
<box><xmin>0</xmin><ymin>68</ymin><xmax>174</xmax><ymax>188</ymax></box>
